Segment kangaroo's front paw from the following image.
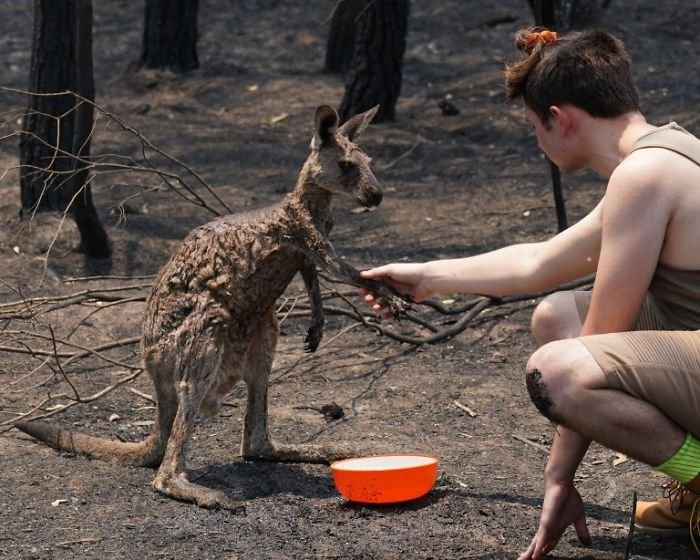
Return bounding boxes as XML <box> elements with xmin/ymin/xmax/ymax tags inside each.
<box><xmin>369</xmin><ymin>281</ymin><xmax>411</xmax><ymax>317</ymax></box>
<box><xmin>383</xmin><ymin>292</ymin><xmax>411</xmax><ymax>316</ymax></box>
<box><xmin>304</xmin><ymin>324</ymin><xmax>323</xmax><ymax>352</ymax></box>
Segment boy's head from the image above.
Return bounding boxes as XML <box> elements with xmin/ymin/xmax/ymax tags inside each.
<box><xmin>505</xmin><ymin>27</ymin><xmax>640</xmax><ymax>126</ymax></box>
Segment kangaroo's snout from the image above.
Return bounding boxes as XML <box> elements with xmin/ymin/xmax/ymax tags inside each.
<box><xmin>355</xmin><ymin>164</ymin><xmax>382</xmax><ymax>208</ymax></box>
<box><xmin>358</xmin><ymin>187</ymin><xmax>382</xmax><ymax>208</ymax></box>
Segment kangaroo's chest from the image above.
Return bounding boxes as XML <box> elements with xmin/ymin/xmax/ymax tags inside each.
<box><xmin>145</xmin><ymin>224</ymin><xmax>308</xmax><ymax>340</ymax></box>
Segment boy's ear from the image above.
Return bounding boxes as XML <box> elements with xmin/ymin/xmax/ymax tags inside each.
<box><xmin>549</xmin><ymin>105</ymin><xmax>572</xmax><ymax>133</ymax></box>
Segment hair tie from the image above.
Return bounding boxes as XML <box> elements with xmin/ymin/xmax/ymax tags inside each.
<box><xmin>525</xmin><ymin>30</ymin><xmax>558</xmax><ymax>50</ymax></box>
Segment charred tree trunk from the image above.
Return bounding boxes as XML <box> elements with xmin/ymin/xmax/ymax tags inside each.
<box><xmin>338</xmin><ymin>0</ymin><xmax>409</xmax><ymax>123</ymax></box>
<box><xmin>139</xmin><ymin>0</ymin><xmax>199</xmax><ymax>73</ymax></box>
<box><xmin>529</xmin><ymin>0</ymin><xmax>569</xmax><ymax>232</ymax></box>
<box><xmin>72</xmin><ymin>0</ymin><xmax>111</xmax><ymax>257</ymax></box>
<box><xmin>528</xmin><ymin>1</ymin><xmax>612</xmax><ymax>231</ymax></box>
<box><xmin>530</xmin><ymin>0</ymin><xmax>567</xmax><ymax>231</ymax></box>
<box><xmin>19</xmin><ymin>0</ymin><xmax>111</xmax><ymax>258</ymax></box>
<box><xmin>527</xmin><ymin>0</ymin><xmax>604</xmax><ymax>31</ymax></box>
<box><xmin>324</xmin><ymin>0</ymin><xmax>364</xmax><ymax>76</ymax></box>
<box><xmin>20</xmin><ymin>2</ymin><xmax>76</xmax><ymax>213</ymax></box>
<box><xmin>528</xmin><ymin>0</ymin><xmax>556</xmax><ymax>27</ymax></box>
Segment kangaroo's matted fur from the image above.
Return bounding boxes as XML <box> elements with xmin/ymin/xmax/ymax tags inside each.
<box><xmin>14</xmin><ymin>105</ymin><xmax>407</xmax><ymax>510</ymax></box>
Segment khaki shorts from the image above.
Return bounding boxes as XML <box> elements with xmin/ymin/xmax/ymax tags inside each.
<box><xmin>573</xmin><ymin>290</ymin><xmax>700</xmax><ymax>436</ymax></box>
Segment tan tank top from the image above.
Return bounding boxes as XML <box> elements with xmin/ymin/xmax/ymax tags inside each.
<box><xmin>629</xmin><ymin>123</ymin><xmax>700</xmax><ymax>329</ymax></box>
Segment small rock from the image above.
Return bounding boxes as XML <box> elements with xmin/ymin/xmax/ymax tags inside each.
<box><xmin>321</xmin><ymin>402</ymin><xmax>344</xmax><ymax>422</ymax></box>
<box><xmin>132</xmin><ymin>103</ymin><xmax>150</xmax><ymax>115</ymax></box>
<box><xmin>437</xmin><ymin>99</ymin><xmax>460</xmax><ymax>116</ymax></box>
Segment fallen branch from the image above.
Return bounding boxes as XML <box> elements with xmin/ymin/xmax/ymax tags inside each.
<box><xmin>0</xmin><ymin>368</ymin><xmax>143</xmax><ymax>433</ymax></box>
<box><xmin>378</xmin><ymin>133</ymin><xmax>423</xmax><ymax>170</ymax></box>
<box><xmin>0</xmin><ymin>273</ymin><xmax>592</xmax><ymax>414</ymax></box>
<box><xmin>512</xmin><ymin>433</ymin><xmax>595</xmax><ymax>468</ymax></box>
<box><xmin>129</xmin><ymin>387</ymin><xmax>155</xmax><ymax>403</ymax></box>
<box><xmin>56</xmin><ymin>538</ymin><xmax>102</xmax><ymax>548</ymax></box>
<box><xmin>454</xmin><ymin>400</ymin><xmax>478</xmax><ymax>417</ymax></box>
<box><xmin>511</xmin><ymin>433</ymin><xmax>550</xmax><ymax>455</ymax></box>
<box><xmin>1</xmin><ymin>330</ymin><xmax>140</xmax><ymax>370</ymax></box>
<box><xmin>319</xmin><ymin>272</ymin><xmax>593</xmax><ymax>345</ymax></box>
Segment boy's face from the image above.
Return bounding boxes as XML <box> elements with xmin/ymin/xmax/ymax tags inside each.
<box><xmin>524</xmin><ymin>105</ymin><xmax>584</xmax><ymax>174</ymax></box>
<box><xmin>525</xmin><ymin>106</ymin><xmax>558</xmax><ymax>163</ymax></box>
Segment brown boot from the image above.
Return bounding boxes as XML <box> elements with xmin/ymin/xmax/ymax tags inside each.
<box><xmin>634</xmin><ymin>480</ymin><xmax>699</xmax><ymax>534</ymax></box>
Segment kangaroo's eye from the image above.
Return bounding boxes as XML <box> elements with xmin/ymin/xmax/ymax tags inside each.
<box><xmin>338</xmin><ymin>160</ymin><xmax>353</xmax><ymax>172</ymax></box>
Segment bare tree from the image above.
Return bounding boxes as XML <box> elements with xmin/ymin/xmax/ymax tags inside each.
<box><xmin>324</xmin><ymin>0</ymin><xmax>365</xmax><ymax>76</ymax></box>
<box><xmin>19</xmin><ymin>0</ymin><xmax>111</xmax><ymax>259</ymax></box>
<box><xmin>527</xmin><ymin>0</ymin><xmax>609</xmax><ymax>31</ymax></box>
<box><xmin>138</xmin><ymin>0</ymin><xmax>199</xmax><ymax>73</ymax></box>
<box><xmin>526</xmin><ymin>0</ymin><xmax>614</xmax><ymax>233</ymax></box>
<box><xmin>337</xmin><ymin>0</ymin><xmax>410</xmax><ymax>123</ymax></box>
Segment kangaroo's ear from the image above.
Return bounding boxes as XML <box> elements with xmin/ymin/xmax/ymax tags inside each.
<box><xmin>311</xmin><ymin>105</ymin><xmax>339</xmax><ymax>151</ymax></box>
<box><xmin>337</xmin><ymin>105</ymin><xmax>379</xmax><ymax>141</ymax></box>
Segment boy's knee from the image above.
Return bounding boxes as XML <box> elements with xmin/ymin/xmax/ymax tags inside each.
<box><xmin>525</xmin><ymin>339</ymin><xmax>599</xmax><ymax>422</ymax></box>
<box><xmin>525</xmin><ymin>367</ymin><xmax>558</xmax><ymax>422</ymax></box>
<box><xmin>530</xmin><ymin>291</ymin><xmax>580</xmax><ymax>346</ymax></box>
<box><xmin>525</xmin><ymin>343</ymin><xmax>572</xmax><ymax>423</ymax></box>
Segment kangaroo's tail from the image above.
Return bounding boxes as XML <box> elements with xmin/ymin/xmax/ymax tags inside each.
<box><xmin>14</xmin><ymin>419</ymin><xmax>166</xmax><ymax>468</ymax></box>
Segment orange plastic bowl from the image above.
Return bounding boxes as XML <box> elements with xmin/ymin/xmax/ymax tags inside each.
<box><xmin>330</xmin><ymin>454</ymin><xmax>439</xmax><ymax>504</ymax></box>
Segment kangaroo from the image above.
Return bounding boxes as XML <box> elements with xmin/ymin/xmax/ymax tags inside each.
<box><xmin>14</xmin><ymin>105</ymin><xmax>407</xmax><ymax>510</ymax></box>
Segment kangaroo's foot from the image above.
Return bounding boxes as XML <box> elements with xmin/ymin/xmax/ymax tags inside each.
<box><xmin>153</xmin><ymin>472</ymin><xmax>245</xmax><ymax>512</ymax></box>
<box><xmin>242</xmin><ymin>440</ymin><xmax>359</xmax><ymax>464</ymax></box>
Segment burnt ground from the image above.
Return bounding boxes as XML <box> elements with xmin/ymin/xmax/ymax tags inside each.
<box><xmin>1</xmin><ymin>1</ymin><xmax>700</xmax><ymax>559</ymax></box>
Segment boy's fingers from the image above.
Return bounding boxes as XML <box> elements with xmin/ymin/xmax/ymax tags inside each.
<box><xmin>574</xmin><ymin>516</ymin><xmax>592</xmax><ymax>546</ymax></box>
<box><xmin>360</xmin><ymin>268</ymin><xmax>385</xmax><ymax>279</ymax></box>
<box><xmin>517</xmin><ymin>538</ymin><xmax>536</xmax><ymax>560</ymax></box>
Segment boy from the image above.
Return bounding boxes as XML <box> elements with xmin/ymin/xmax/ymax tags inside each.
<box><xmin>362</xmin><ymin>27</ymin><xmax>700</xmax><ymax>558</ymax></box>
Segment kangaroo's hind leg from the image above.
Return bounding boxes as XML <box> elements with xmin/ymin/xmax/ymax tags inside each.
<box><xmin>241</xmin><ymin>307</ymin><xmax>355</xmax><ymax>464</ymax></box>
<box><xmin>151</xmin><ymin>309</ymin><xmax>243</xmax><ymax>510</ymax></box>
